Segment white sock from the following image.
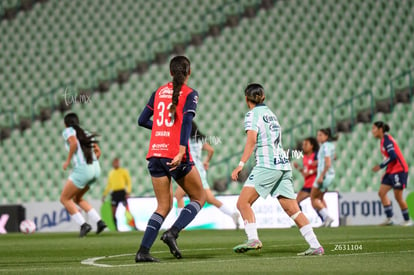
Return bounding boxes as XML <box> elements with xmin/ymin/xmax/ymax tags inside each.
<box><xmin>219</xmin><ymin>204</ymin><xmax>233</xmax><ymax>216</ymax></box>
<box><xmin>71</xmin><ymin>212</ymin><xmax>86</xmax><ymax>226</ymax></box>
<box><xmin>177</xmin><ymin>207</ymin><xmax>183</xmax><ymax>216</ymax></box>
<box><xmin>87</xmin><ymin>208</ymin><xmax>101</xmax><ymax>224</ymax></box>
<box><xmin>244</xmin><ymin>222</ymin><xmax>259</xmax><ymax>240</ymax></box>
<box><xmin>299</xmin><ymin>224</ymin><xmax>321</xmax><ymax>249</ymax></box>
<box><xmin>318</xmin><ymin>208</ymin><xmax>330</xmax><ymax>220</ymax></box>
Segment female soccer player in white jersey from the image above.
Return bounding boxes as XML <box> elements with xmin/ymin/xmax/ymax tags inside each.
<box><xmin>310</xmin><ymin>128</ymin><xmax>336</xmax><ymax>227</ymax></box>
<box><xmin>175</xmin><ymin>121</ymin><xmax>240</xmax><ymax>228</ymax></box>
<box><xmin>231</xmin><ymin>83</ymin><xmax>324</xmax><ymax>256</ymax></box>
<box><xmin>60</xmin><ymin>113</ymin><xmax>106</xmax><ymax>237</ymax></box>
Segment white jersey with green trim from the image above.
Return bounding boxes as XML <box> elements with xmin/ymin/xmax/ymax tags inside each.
<box><xmin>244</xmin><ymin>104</ymin><xmax>291</xmax><ymax>171</ymax></box>
<box><xmin>62</xmin><ymin>127</ymin><xmax>96</xmax><ymax>167</ymax></box>
<box><xmin>317</xmin><ymin>141</ymin><xmax>335</xmax><ymax>176</ymax></box>
<box><xmin>189</xmin><ymin>138</ymin><xmax>204</xmax><ymax>168</ymax></box>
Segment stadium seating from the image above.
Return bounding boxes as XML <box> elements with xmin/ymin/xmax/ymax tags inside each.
<box><xmin>1</xmin><ymin>0</ymin><xmax>413</xmax><ymax>203</ymax></box>
<box><xmin>1</xmin><ymin>0</ymin><xmax>262</xmax><ymax>127</ymax></box>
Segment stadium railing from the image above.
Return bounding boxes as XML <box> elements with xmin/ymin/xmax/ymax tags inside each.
<box><xmin>330</xmin><ymin>90</ymin><xmax>375</xmax><ymax>135</ymax></box>
<box><xmin>30</xmin><ymin>82</ymin><xmax>76</xmax><ymax>120</ymax></box>
<box><xmin>389</xmin><ymin>67</ymin><xmax>414</xmax><ymax>110</ymax></box>
<box><xmin>88</xmin><ymin>1</ymin><xmax>264</xmax><ymax>93</ymax></box>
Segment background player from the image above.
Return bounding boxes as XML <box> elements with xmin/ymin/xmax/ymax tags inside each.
<box><xmin>310</xmin><ymin>128</ymin><xmax>336</xmax><ymax>227</ymax></box>
<box><xmin>372</xmin><ymin>121</ymin><xmax>411</xmax><ymax>226</ymax></box>
<box><xmin>136</xmin><ymin>56</ymin><xmax>206</xmax><ymax>262</ymax></box>
<box><xmin>231</xmin><ymin>83</ymin><xmax>324</xmax><ymax>256</ymax></box>
<box><xmin>60</xmin><ymin>113</ymin><xmax>107</xmax><ymax>237</ymax></box>
<box><xmin>175</xmin><ymin>121</ymin><xmax>240</xmax><ymax>229</ymax></box>
<box><xmin>102</xmin><ymin>157</ymin><xmax>132</xmax><ymax>231</ymax></box>
<box><xmin>293</xmin><ymin>137</ymin><xmax>319</xmax><ymax>208</ymax></box>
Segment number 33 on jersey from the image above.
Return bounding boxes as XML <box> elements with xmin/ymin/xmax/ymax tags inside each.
<box><xmin>146</xmin><ymin>82</ymin><xmax>199</xmax><ymax>160</ymax></box>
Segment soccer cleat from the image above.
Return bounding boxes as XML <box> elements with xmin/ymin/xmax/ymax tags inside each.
<box><xmin>161</xmin><ymin>230</ymin><xmax>182</xmax><ymax>259</ymax></box>
<box><xmin>400</xmin><ymin>220</ymin><xmax>413</xmax><ymax>227</ymax></box>
<box><xmin>379</xmin><ymin>218</ymin><xmax>394</xmax><ymax>226</ymax></box>
<box><xmin>135</xmin><ymin>252</ymin><xmax>160</xmax><ymax>263</ymax></box>
<box><xmin>233</xmin><ymin>239</ymin><xmax>263</xmax><ymax>253</ymax></box>
<box><xmin>297</xmin><ymin>247</ymin><xmax>324</xmax><ymax>256</ymax></box>
<box><xmin>79</xmin><ymin>223</ymin><xmax>92</xmax><ymax>238</ymax></box>
<box><xmin>96</xmin><ymin>220</ymin><xmax>107</xmax><ymax>234</ymax></box>
<box><xmin>232</xmin><ymin>212</ymin><xmax>240</xmax><ymax>230</ymax></box>
<box><xmin>322</xmin><ymin>217</ymin><xmax>334</xmax><ymax>227</ymax></box>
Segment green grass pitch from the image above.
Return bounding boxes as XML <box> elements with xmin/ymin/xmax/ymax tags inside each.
<box><xmin>1</xmin><ymin>226</ymin><xmax>413</xmax><ymax>274</ymax></box>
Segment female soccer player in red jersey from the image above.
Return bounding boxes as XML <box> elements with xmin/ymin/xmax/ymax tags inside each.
<box><xmin>136</xmin><ymin>56</ymin><xmax>206</xmax><ymax>262</ymax></box>
<box><xmin>372</xmin><ymin>121</ymin><xmax>411</xmax><ymax>226</ymax></box>
<box><xmin>293</xmin><ymin>137</ymin><xmax>319</xmax><ymax>206</ymax></box>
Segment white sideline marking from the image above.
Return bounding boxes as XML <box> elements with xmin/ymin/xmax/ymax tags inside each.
<box><xmin>81</xmin><ymin>249</ymin><xmax>414</xmax><ymax>268</ymax></box>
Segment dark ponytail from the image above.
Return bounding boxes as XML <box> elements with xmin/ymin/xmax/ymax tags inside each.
<box><xmin>319</xmin><ymin>127</ymin><xmax>338</xmax><ymax>141</ymax></box>
<box><xmin>191</xmin><ymin>121</ymin><xmax>206</xmax><ymax>142</ymax></box>
<box><xmin>373</xmin><ymin>121</ymin><xmax>390</xmax><ymax>133</ymax></box>
<box><xmin>64</xmin><ymin>113</ymin><xmax>99</xmax><ymax>164</ymax></box>
<box><xmin>169</xmin><ymin>56</ymin><xmax>191</xmax><ymax>115</ymax></box>
<box><xmin>245</xmin><ymin>83</ymin><xmax>265</xmax><ymax>104</ymax></box>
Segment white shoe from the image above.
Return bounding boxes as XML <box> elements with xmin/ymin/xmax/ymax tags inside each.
<box><xmin>400</xmin><ymin>220</ymin><xmax>413</xmax><ymax>227</ymax></box>
<box><xmin>231</xmin><ymin>212</ymin><xmax>240</xmax><ymax>229</ymax></box>
<box><xmin>321</xmin><ymin>217</ymin><xmax>334</xmax><ymax>227</ymax></box>
<box><xmin>379</xmin><ymin>218</ymin><xmax>394</xmax><ymax>226</ymax></box>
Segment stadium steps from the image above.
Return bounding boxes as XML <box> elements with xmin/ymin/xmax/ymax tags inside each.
<box><xmin>1</xmin><ymin>0</ymin><xmax>414</xmax><ymax>202</ymax></box>
<box><xmin>0</xmin><ymin>0</ymin><xmax>270</xmax><ymax>142</ymax></box>
<box><xmin>0</xmin><ymin>0</ymin><xmax>47</xmax><ymax>21</ymax></box>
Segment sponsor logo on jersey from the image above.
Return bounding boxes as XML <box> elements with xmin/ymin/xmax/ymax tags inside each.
<box><xmin>269</xmin><ymin>123</ymin><xmax>279</xmax><ymax>131</ymax></box>
<box><xmin>158</xmin><ymin>87</ymin><xmax>173</xmax><ymax>98</ymax></box>
<box><xmin>151</xmin><ymin>143</ymin><xmax>169</xmax><ymax>150</ymax></box>
<box><xmin>263</xmin><ymin>114</ymin><xmax>277</xmax><ymax>123</ymax></box>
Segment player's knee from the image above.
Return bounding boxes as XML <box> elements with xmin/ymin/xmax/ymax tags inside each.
<box><xmin>236</xmin><ymin>199</ymin><xmax>248</xmax><ymax>212</ymax></box>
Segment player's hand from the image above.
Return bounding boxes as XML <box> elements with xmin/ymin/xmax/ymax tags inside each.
<box><xmin>231</xmin><ymin>166</ymin><xmax>243</xmax><ymax>181</ymax></box>
<box><xmin>62</xmin><ymin>160</ymin><xmax>70</xmax><ymax>170</ymax></box>
<box><xmin>372</xmin><ymin>165</ymin><xmax>381</xmax><ymax>172</ymax></box>
<box><xmin>293</xmin><ymin>162</ymin><xmax>299</xmax><ymax>169</ymax></box>
<box><xmin>317</xmin><ymin>176</ymin><xmax>323</xmax><ymax>184</ymax></box>
<box><xmin>167</xmin><ymin>153</ymin><xmax>184</xmax><ymax>171</ymax></box>
<box><xmin>203</xmin><ymin>161</ymin><xmax>210</xmax><ymax>170</ymax></box>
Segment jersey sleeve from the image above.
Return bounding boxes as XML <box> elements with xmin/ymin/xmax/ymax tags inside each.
<box><xmin>244</xmin><ymin>110</ymin><xmax>257</xmax><ymax>132</ymax></box>
<box><xmin>138</xmin><ymin>91</ymin><xmax>155</xmax><ymax>129</ymax></box>
<box><xmin>183</xmin><ymin>90</ymin><xmax>198</xmax><ymax>116</ymax></box>
<box><xmin>380</xmin><ymin>135</ymin><xmax>397</xmax><ymax>168</ymax></box>
<box><xmin>62</xmin><ymin>127</ymin><xmax>76</xmax><ymax>140</ymax></box>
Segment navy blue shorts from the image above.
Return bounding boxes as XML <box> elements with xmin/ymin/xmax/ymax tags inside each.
<box><xmin>147</xmin><ymin>157</ymin><xmax>193</xmax><ymax>181</ymax></box>
<box><xmin>382</xmin><ymin>172</ymin><xmax>408</xmax><ymax>190</ymax></box>
<box><xmin>300</xmin><ymin>187</ymin><xmax>312</xmax><ymax>193</ymax></box>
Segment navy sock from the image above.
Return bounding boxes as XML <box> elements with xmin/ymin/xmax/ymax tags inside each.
<box><xmin>402</xmin><ymin>208</ymin><xmax>410</xmax><ymax>221</ymax></box>
<box><xmin>171</xmin><ymin>201</ymin><xmax>201</xmax><ymax>232</ymax></box>
<box><xmin>384</xmin><ymin>204</ymin><xmax>393</xmax><ymax>218</ymax></box>
<box><xmin>139</xmin><ymin>212</ymin><xmax>164</xmax><ymax>252</ymax></box>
